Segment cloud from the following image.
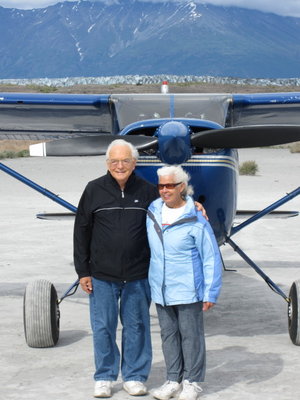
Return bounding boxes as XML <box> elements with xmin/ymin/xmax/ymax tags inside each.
<box><xmin>0</xmin><ymin>0</ymin><xmax>70</xmax><ymax>10</ymax></box>
<box><xmin>0</xmin><ymin>0</ymin><xmax>300</xmax><ymax>18</ymax></box>
<box><xmin>199</xmin><ymin>0</ymin><xmax>300</xmax><ymax>18</ymax></box>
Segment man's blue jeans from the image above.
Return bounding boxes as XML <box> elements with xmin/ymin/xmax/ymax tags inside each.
<box><xmin>90</xmin><ymin>278</ymin><xmax>152</xmax><ymax>382</ymax></box>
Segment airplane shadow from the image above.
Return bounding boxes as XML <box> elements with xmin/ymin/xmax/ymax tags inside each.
<box><xmin>147</xmin><ymin>269</ymin><xmax>287</xmax><ymax>393</ymax></box>
<box><xmin>150</xmin><ymin>267</ymin><xmax>289</xmax><ymax>339</ymax></box>
<box><xmin>57</xmin><ymin>267</ymin><xmax>289</xmax><ymax>348</ymax></box>
<box><xmin>56</xmin><ymin>329</ymin><xmax>91</xmax><ymax>347</ymax></box>
<box><xmin>204</xmin><ymin>345</ymin><xmax>283</xmax><ymax>394</ymax></box>
<box><xmin>146</xmin><ymin>345</ymin><xmax>283</xmax><ymax>393</ymax></box>
<box><xmin>204</xmin><ymin>267</ymin><xmax>288</xmax><ymax>337</ymax></box>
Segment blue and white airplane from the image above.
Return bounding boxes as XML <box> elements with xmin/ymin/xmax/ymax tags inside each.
<box><xmin>0</xmin><ymin>90</ymin><xmax>299</xmax><ymax>347</ymax></box>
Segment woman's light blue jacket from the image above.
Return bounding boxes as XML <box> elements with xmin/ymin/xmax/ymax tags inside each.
<box><xmin>146</xmin><ymin>196</ymin><xmax>222</xmax><ymax>306</ymax></box>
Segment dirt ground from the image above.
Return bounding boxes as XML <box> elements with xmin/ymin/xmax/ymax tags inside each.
<box><xmin>1</xmin><ymin>82</ymin><xmax>300</xmax><ymax>94</ymax></box>
<box><xmin>1</xmin><ymin>149</ymin><xmax>300</xmax><ymax>400</ymax></box>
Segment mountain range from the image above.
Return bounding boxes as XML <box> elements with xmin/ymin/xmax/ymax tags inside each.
<box><xmin>1</xmin><ymin>0</ymin><xmax>300</xmax><ymax>79</ymax></box>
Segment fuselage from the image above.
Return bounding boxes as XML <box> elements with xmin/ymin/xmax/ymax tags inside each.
<box><xmin>135</xmin><ymin>148</ymin><xmax>239</xmax><ymax>245</ymax></box>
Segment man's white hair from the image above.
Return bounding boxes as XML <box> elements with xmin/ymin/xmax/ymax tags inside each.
<box><xmin>157</xmin><ymin>165</ymin><xmax>194</xmax><ymax>197</ymax></box>
<box><xmin>105</xmin><ymin>139</ymin><xmax>139</xmax><ymax>160</ymax></box>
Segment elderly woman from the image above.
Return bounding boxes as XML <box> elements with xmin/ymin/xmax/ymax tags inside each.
<box><xmin>146</xmin><ymin>165</ymin><xmax>222</xmax><ymax>400</ymax></box>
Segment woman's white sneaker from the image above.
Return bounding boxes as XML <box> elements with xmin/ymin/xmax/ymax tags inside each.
<box><xmin>152</xmin><ymin>381</ymin><xmax>181</xmax><ymax>400</ymax></box>
<box><xmin>123</xmin><ymin>381</ymin><xmax>148</xmax><ymax>396</ymax></box>
<box><xmin>94</xmin><ymin>380</ymin><xmax>113</xmax><ymax>398</ymax></box>
<box><xmin>178</xmin><ymin>380</ymin><xmax>202</xmax><ymax>400</ymax></box>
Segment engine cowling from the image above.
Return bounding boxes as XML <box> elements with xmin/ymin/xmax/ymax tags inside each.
<box><xmin>156</xmin><ymin>121</ymin><xmax>191</xmax><ymax>164</ymax></box>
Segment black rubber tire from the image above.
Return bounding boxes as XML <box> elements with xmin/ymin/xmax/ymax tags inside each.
<box><xmin>23</xmin><ymin>279</ymin><xmax>60</xmax><ymax>348</ymax></box>
<box><xmin>288</xmin><ymin>280</ymin><xmax>300</xmax><ymax>345</ymax></box>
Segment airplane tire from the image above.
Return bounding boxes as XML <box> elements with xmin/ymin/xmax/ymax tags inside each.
<box><xmin>288</xmin><ymin>280</ymin><xmax>300</xmax><ymax>345</ymax></box>
<box><xmin>23</xmin><ymin>279</ymin><xmax>60</xmax><ymax>348</ymax></box>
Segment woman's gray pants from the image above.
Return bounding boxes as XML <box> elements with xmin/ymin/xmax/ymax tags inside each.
<box><xmin>156</xmin><ymin>302</ymin><xmax>206</xmax><ymax>383</ymax></box>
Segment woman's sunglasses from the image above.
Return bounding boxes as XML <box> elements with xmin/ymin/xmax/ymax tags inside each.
<box><xmin>157</xmin><ymin>182</ymin><xmax>182</xmax><ymax>190</ymax></box>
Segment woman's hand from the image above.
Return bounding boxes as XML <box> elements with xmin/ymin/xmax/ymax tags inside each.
<box><xmin>203</xmin><ymin>302</ymin><xmax>215</xmax><ymax>311</ymax></box>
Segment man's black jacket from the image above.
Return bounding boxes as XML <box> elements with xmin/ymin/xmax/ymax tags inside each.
<box><xmin>74</xmin><ymin>171</ymin><xmax>158</xmax><ymax>282</ymax></box>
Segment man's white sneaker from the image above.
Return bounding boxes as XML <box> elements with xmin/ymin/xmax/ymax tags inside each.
<box><xmin>94</xmin><ymin>380</ymin><xmax>113</xmax><ymax>398</ymax></box>
<box><xmin>152</xmin><ymin>380</ymin><xmax>181</xmax><ymax>400</ymax></box>
<box><xmin>123</xmin><ymin>380</ymin><xmax>148</xmax><ymax>396</ymax></box>
<box><xmin>178</xmin><ymin>380</ymin><xmax>202</xmax><ymax>400</ymax></box>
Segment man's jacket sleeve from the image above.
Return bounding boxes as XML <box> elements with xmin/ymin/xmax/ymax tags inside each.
<box><xmin>73</xmin><ymin>188</ymin><xmax>93</xmax><ymax>278</ymax></box>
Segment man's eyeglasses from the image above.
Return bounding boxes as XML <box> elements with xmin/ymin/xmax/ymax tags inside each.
<box><xmin>157</xmin><ymin>182</ymin><xmax>182</xmax><ymax>190</ymax></box>
<box><xmin>107</xmin><ymin>158</ymin><xmax>133</xmax><ymax>166</ymax></box>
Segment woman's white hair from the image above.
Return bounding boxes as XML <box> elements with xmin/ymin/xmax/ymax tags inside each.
<box><xmin>157</xmin><ymin>165</ymin><xmax>194</xmax><ymax>198</ymax></box>
<box><xmin>105</xmin><ymin>139</ymin><xmax>139</xmax><ymax>160</ymax></box>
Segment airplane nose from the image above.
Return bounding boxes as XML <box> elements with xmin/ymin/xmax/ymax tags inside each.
<box><xmin>156</xmin><ymin>121</ymin><xmax>191</xmax><ymax>164</ymax></box>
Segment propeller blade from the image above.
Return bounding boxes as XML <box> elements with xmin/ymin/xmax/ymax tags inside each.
<box><xmin>30</xmin><ymin>134</ymin><xmax>158</xmax><ymax>156</ymax></box>
<box><xmin>191</xmin><ymin>125</ymin><xmax>300</xmax><ymax>148</ymax></box>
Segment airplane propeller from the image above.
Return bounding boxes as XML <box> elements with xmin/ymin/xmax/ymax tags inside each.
<box><xmin>31</xmin><ymin>134</ymin><xmax>158</xmax><ymax>156</ymax></box>
<box><xmin>30</xmin><ymin>124</ymin><xmax>300</xmax><ymax>156</ymax></box>
<box><xmin>191</xmin><ymin>125</ymin><xmax>300</xmax><ymax>148</ymax></box>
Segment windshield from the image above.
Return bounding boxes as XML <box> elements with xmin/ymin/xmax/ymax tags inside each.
<box><xmin>111</xmin><ymin>94</ymin><xmax>232</xmax><ymax>130</ymax></box>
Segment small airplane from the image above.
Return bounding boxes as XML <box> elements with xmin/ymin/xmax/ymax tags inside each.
<box><xmin>0</xmin><ymin>88</ymin><xmax>300</xmax><ymax>348</ymax></box>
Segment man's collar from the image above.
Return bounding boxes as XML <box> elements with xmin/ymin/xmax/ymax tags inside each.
<box><xmin>106</xmin><ymin>170</ymin><xmax>136</xmax><ymax>188</ymax></box>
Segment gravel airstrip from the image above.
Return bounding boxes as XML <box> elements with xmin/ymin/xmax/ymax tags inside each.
<box><xmin>1</xmin><ymin>148</ymin><xmax>300</xmax><ymax>400</ymax></box>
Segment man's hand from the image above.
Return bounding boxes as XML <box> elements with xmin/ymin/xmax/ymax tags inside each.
<box><xmin>80</xmin><ymin>276</ymin><xmax>93</xmax><ymax>294</ymax></box>
<box><xmin>203</xmin><ymin>302</ymin><xmax>215</xmax><ymax>311</ymax></box>
<box><xmin>194</xmin><ymin>201</ymin><xmax>208</xmax><ymax>220</ymax></box>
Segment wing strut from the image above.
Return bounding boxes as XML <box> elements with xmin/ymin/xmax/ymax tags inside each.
<box><xmin>224</xmin><ymin>187</ymin><xmax>300</xmax><ymax>303</ymax></box>
<box><xmin>225</xmin><ymin>236</ymin><xmax>290</xmax><ymax>302</ymax></box>
<box><xmin>0</xmin><ymin>161</ymin><xmax>80</xmax><ymax>304</ymax></box>
<box><xmin>231</xmin><ymin>186</ymin><xmax>300</xmax><ymax>236</ymax></box>
<box><xmin>0</xmin><ymin>162</ymin><xmax>77</xmax><ymax>213</ymax></box>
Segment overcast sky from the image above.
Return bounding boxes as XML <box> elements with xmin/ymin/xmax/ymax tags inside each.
<box><xmin>1</xmin><ymin>0</ymin><xmax>300</xmax><ymax>18</ymax></box>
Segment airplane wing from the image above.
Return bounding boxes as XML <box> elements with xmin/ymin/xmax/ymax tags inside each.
<box><xmin>0</xmin><ymin>93</ymin><xmax>111</xmax><ymax>139</ymax></box>
<box><xmin>231</xmin><ymin>93</ymin><xmax>300</xmax><ymax>126</ymax></box>
<box><xmin>1</xmin><ymin>92</ymin><xmax>300</xmax><ymax>155</ymax></box>
<box><xmin>234</xmin><ymin>210</ymin><xmax>299</xmax><ymax>221</ymax></box>
<box><xmin>34</xmin><ymin>209</ymin><xmax>299</xmax><ymax>222</ymax></box>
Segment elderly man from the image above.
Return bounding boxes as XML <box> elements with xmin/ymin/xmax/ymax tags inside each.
<box><xmin>74</xmin><ymin>139</ymin><xmax>206</xmax><ymax>398</ymax></box>
<box><xmin>74</xmin><ymin>139</ymin><xmax>158</xmax><ymax>397</ymax></box>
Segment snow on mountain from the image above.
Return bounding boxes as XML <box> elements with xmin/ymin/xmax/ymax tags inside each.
<box><xmin>1</xmin><ymin>1</ymin><xmax>300</xmax><ymax>79</ymax></box>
